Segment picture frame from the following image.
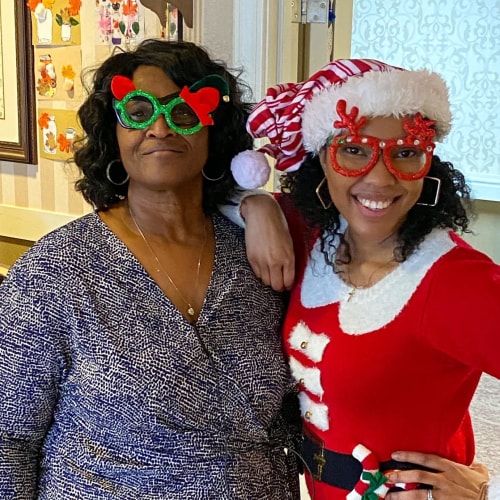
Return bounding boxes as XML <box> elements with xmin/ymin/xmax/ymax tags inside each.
<box><xmin>0</xmin><ymin>0</ymin><xmax>37</xmax><ymax>164</ymax></box>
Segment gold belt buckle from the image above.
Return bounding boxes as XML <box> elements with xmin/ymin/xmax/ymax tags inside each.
<box><xmin>304</xmin><ymin>427</ymin><xmax>326</xmax><ymax>481</ymax></box>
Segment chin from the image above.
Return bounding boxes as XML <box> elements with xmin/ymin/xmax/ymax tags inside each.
<box><xmin>352</xmin><ymin>219</ymin><xmax>401</xmax><ymax>241</ymax></box>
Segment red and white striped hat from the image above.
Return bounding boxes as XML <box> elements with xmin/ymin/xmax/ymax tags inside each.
<box><xmin>231</xmin><ymin>58</ymin><xmax>451</xmax><ymax>188</ymax></box>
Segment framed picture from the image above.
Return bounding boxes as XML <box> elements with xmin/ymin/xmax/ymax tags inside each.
<box><xmin>0</xmin><ymin>0</ymin><xmax>37</xmax><ymax>164</ymax></box>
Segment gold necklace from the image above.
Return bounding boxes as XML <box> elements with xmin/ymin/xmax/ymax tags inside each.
<box><xmin>343</xmin><ymin>258</ymin><xmax>394</xmax><ymax>302</ymax></box>
<box><xmin>128</xmin><ymin>206</ymin><xmax>208</xmax><ymax>320</ymax></box>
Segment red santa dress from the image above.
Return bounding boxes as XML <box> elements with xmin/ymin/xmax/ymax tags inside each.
<box><xmin>284</xmin><ymin>222</ymin><xmax>500</xmax><ymax>499</ymax></box>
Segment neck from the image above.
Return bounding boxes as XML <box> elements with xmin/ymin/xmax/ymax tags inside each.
<box><xmin>337</xmin><ymin>227</ymin><xmax>398</xmax><ymax>294</ymax></box>
<box><xmin>342</xmin><ymin>227</ymin><xmax>398</xmax><ymax>265</ymax></box>
<box><xmin>125</xmin><ymin>192</ymin><xmax>206</xmax><ymax>242</ymax></box>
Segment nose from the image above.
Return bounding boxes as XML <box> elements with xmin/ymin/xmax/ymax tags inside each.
<box><xmin>145</xmin><ymin>112</ymin><xmax>175</xmax><ymax>138</ymax></box>
<box><xmin>364</xmin><ymin>149</ymin><xmax>397</xmax><ymax>185</ymax></box>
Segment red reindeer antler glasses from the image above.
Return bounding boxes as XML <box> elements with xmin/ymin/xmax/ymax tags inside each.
<box><xmin>328</xmin><ymin>100</ymin><xmax>437</xmax><ymax>181</ymax></box>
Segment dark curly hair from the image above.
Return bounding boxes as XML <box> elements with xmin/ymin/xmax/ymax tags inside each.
<box><xmin>73</xmin><ymin>39</ymin><xmax>253</xmax><ymax>211</ymax></box>
<box><xmin>282</xmin><ymin>153</ymin><xmax>474</xmax><ymax>266</ymax></box>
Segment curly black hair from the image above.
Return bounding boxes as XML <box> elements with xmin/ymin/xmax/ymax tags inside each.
<box><xmin>73</xmin><ymin>39</ymin><xmax>254</xmax><ymax>211</ymax></box>
<box><xmin>281</xmin><ymin>153</ymin><xmax>474</xmax><ymax>266</ymax></box>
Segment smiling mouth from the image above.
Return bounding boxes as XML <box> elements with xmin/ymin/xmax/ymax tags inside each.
<box><xmin>356</xmin><ymin>196</ymin><xmax>395</xmax><ymax>210</ymax></box>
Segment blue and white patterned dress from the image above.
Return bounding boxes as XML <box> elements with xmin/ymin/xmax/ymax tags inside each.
<box><xmin>0</xmin><ymin>212</ymin><xmax>300</xmax><ymax>499</ymax></box>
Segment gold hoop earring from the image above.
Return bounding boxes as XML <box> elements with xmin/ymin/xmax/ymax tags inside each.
<box><xmin>315</xmin><ymin>177</ymin><xmax>332</xmax><ymax>210</ymax></box>
<box><xmin>202</xmin><ymin>167</ymin><xmax>225</xmax><ymax>182</ymax></box>
<box><xmin>416</xmin><ymin>176</ymin><xmax>441</xmax><ymax>207</ymax></box>
<box><xmin>106</xmin><ymin>159</ymin><xmax>129</xmax><ymax>186</ymax></box>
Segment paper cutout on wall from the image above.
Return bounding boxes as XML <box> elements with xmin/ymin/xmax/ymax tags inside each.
<box><xmin>96</xmin><ymin>0</ymin><xmax>144</xmax><ymax>47</ymax></box>
<box><xmin>34</xmin><ymin>46</ymin><xmax>82</xmax><ymax>101</ymax></box>
<box><xmin>139</xmin><ymin>1</ymin><xmax>184</xmax><ymax>39</ymax></box>
<box><xmin>28</xmin><ymin>0</ymin><xmax>82</xmax><ymax>46</ymax></box>
<box><xmin>140</xmin><ymin>0</ymin><xmax>168</xmax><ymax>32</ymax></box>
<box><xmin>38</xmin><ymin>109</ymin><xmax>82</xmax><ymax>161</ymax></box>
<box><xmin>141</xmin><ymin>0</ymin><xmax>192</xmax><ymax>30</ymax></box>
<box><xmin>166</xmin><ymin>6</ymin><xmax>179</xmax><ymax>40</ymax></box>
<box><xmin>168</xmin><ymin>0</ymin><xmax>192</xmax><ymax>28</ymax></box>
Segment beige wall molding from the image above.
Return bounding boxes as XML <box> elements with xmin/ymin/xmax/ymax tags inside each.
<box><xmin>0</xmin><ymin>204</ymin><xmax>78</xmax><ymax>242</ymax></box>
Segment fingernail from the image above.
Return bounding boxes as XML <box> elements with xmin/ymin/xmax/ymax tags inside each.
<box><xmin>391</xmin><ymin>452</ymin><xmax>402</xmax><ymax>459</ymax></box>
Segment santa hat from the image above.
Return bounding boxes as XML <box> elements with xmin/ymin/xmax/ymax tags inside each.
<box><xmin>231</xmin><ymin>58</ymin><xmax>452</xmax><ymax>188</ymax></box>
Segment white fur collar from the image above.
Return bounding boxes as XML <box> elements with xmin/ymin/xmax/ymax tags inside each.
<box><xmin>301</xmin><ymin>228</ymin><xmax>456</xmax><ymax>335</ymax></box>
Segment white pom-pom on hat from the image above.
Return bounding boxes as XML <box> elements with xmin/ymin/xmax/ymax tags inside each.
<box><xmin>230</xmin><ymin>150</ymin><xmax>271</xmax><ymax>189</ymax></box>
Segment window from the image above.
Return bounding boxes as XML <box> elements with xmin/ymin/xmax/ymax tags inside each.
<box><xmin>350</xmin><ymin>0</ymin><xmax>500</xmax><ymax>200</ymax></box>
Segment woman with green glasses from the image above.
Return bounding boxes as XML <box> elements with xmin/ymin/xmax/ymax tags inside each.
<box><xmin>0</xmin><ymin>39</ymin><xmax>300</xmax><ymax>499</ymax></box>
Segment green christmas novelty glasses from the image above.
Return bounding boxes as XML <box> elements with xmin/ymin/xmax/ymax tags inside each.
<box><xmin>111</xmin><ymin>74</ymin><xmax>230</xmax><ymax>135</ymax></box>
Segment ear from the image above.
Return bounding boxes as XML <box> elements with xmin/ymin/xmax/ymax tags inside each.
<box><xmin>318</xmin><ymin>147</ymin><xmax>328</xmax><ymax>173</ymax></box>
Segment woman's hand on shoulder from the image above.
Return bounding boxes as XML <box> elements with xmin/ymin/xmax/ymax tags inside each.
<box><xmin>385</xmin><ymin>451</ymin><xmax>489</xmax><ymax>500</ymax></box>
<box><xmin>241</xmin><ymin>194</ymin><xmax>295</xmax><ymax>292</ymax></box>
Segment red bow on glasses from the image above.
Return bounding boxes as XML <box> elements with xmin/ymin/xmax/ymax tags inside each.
<box><xmin>179</xmin><ymin>86</ymin><xmax>220</xmax><ymax>126</ymax></box>
<box><xmin>110</xmin><ymin>75</ymin><xmax>136</xmax><ymax>100</ymax></box>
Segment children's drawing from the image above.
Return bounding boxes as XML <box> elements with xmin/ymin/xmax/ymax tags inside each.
<box><xmin>28</xmin><ymin>0</ymin><xmax>55</xmax><ymax>44</ymax></box>
<box><xmin>55</xmin><ymin>1</ymin><xmax>81</xmax><ymax>42</ymax></box>
<box><xmin>61</xmin><ymin>65</ymin><xmax>75</xmax><ymax>93</ymax></box>
<box><xmin>36</xmin><ymin>55</ymin><xmax>57</xmax><ymax>98</ymax></box>
<box><xmin>38</xmin><ymin>109</ymin><xmax>81</xmax><ymax>161</ymax></box>
<box><xmin>28</xmin><ymin>0</ymin><xmax>81</xmax><ymax>46</ymax></box>
<box><xmin>34</xmin><ymin>46</ymin><xmax>82</xmax><ymax>101</ymax></box>
<box><xmin>39</xmin><ymin>112</ymin><xmax>58</xmax><ymax>155</ymax></box>
<box><xmin>96</xmin><ymin>0</ymin><xmax>141</xmax><ymax>46</ymax></box>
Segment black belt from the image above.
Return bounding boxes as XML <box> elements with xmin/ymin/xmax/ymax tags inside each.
<box><xmin>302</xmin><ymin>431</ymin><xmax>435</xmax><ymax>491</ymax></box>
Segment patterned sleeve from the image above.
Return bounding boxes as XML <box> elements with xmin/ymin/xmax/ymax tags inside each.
<box><xmin>0</xmin><ymin>251</ymin><xmax>69</xmax><ymax>497</ymax></box>
<box><xmin>420</xmin><ymin>244</ymin><xmax>500</xmax><ymax>378</ymax></box>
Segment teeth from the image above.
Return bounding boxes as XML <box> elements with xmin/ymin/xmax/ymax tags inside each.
<box><xmin>358</xmin><ymin>198</ymin><xmax>392</xmax><ymax>210</ymax></box>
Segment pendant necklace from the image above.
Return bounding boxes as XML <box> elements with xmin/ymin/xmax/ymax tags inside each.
<box><xmin>128</xmin><ymin>205</ymin><xmax>208</xmax><ymax>320</ymax></box>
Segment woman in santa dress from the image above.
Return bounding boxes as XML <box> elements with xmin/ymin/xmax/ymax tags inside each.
<box><xmin>226</xmin><ymin>58</ymin><xmax>500</xmax><ymax>500</ymax></box>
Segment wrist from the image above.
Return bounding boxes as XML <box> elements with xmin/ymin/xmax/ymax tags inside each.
<box><xmin>240</xmin><ymin>192</ymin><xmax>275</xmax><ymax>223</ymax></box>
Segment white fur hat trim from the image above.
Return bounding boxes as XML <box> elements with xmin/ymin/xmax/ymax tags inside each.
<box><xmin>302</xmin><ymin>68</ymin><xmax>452</xmax><ymax>154</ymax></box>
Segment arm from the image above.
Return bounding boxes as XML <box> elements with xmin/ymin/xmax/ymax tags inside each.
<box><xmin>241</xmin><ymin>194</ymin><xmax>295</xmax><ymax>292</ymax></box>
<box><xmin>385</xmin><ymin>451</ymin><xmax>494</xmax><ymax>500</ymax></box>
<box><xmin>422</xmin><ymin>247</ymin><xmax>500</xmax><ymax>378</ymax></box>
<box><xmin>0</xmin><ymin>257</ymin><xmax>66</xmax><ymax>497</ymax></box>
<box><xmin>220</xmin><ymin>189</ymin><xmax>296</xmax><ymax>292</ymax></box>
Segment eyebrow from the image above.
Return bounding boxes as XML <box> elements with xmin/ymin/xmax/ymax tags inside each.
<box><xmin>127</xmin><ymin>90</ymin><xmax>181</xmax><ymax>105</ymax></box>
<box><xmin>157</xmin><ymin>91</ymin><xmax>181</xmax><ymax>104</ymax></box>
